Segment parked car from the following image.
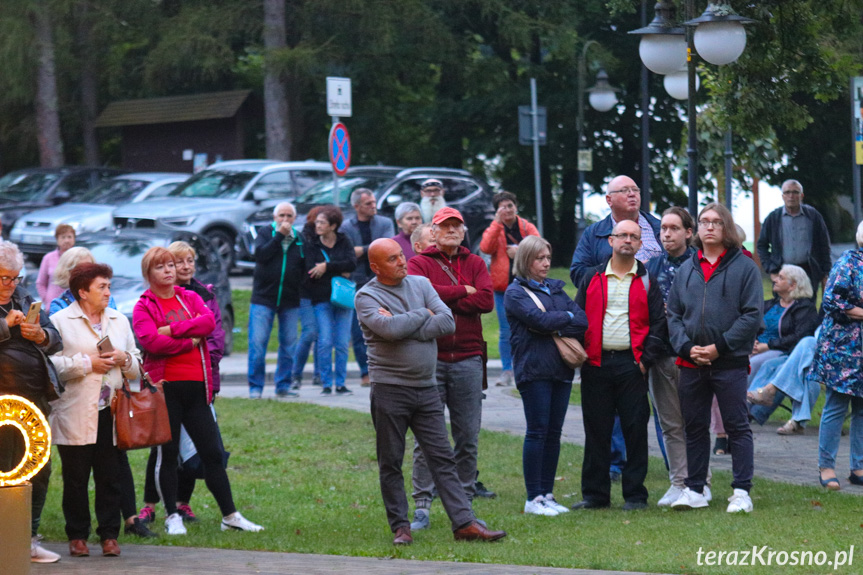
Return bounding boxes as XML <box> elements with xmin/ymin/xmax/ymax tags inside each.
<box><xmin>0</xmin><ymin>166</ymin><xmax>126</xmax><ymax>238</ymax></box>
<box><xmin>20</xmin><ymin>229</ymin><xmax>235</xmax><ymax>354</ymax></box>
<box><xmin>235</xmin><ymin>165</ymin><xmax>403</xmax><ymax>268</ymax></box>
<box><xmin>112</xmin><ymin>160</ymin><xmax>332</xmax><ymax>270</ymax></box>
<box><xmin>235</xmin><ymin>167</ymin><xmax>495</xmax><ymax>267</ymax></box>
<box><xmin>10</xmin><ymin>172</ymin><xmax>189</xmax><ymax>259</ymax></box>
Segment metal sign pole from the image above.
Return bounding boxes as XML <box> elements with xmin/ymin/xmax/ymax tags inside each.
<box><xmin>331</xmin><ymin>115</ymin><xmax>339</xmax><ymax>207</ymax></box>
<box><xmin>530</xmin><ymin>78</ymin><xmax>544</xmax><ymax>237</ymax></box>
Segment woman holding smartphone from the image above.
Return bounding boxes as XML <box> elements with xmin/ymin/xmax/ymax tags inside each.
<box><xmin>49</xmin><ymin>263</ymin><xmax>140</xmax><ymax>557</ymax></box>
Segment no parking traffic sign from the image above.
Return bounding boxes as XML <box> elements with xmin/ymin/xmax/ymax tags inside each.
<box><xmin>328</xmin><ymin>122</ymin><xmax>351</xmax><ymax>176</ymax></box>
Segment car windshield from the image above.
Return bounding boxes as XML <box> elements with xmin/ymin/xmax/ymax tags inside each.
<box><xmin>78</xmin><ymin>179</ymin><xmax>149</xmax><ymax>205</ymax></box>
<box><xmin>167</xmin><ymin>170</ymin><xmax>257</xmax><ymax>199</ymax></box>
<box><xmin>0</xmin><ymin>172</ymin><xmax>61</xmax><ymax>202</ymax></box>
<box><xmin>296</xmin><ymin>174</ymin><xmax>393</xmax><ymax>206</ymax></box>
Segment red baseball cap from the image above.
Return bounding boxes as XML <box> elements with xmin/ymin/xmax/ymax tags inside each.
<box><xmin>432</xmin><ymin>207</ymin><xmax>464</xmax><ymax>225</ymax></box>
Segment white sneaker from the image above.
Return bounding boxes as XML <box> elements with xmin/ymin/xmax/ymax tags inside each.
<box><xmin>524</xmin><ymin>495</ymin><xmax>559</xmax><ymax>516</ymax></box>
<box><xmin>31</xmin><ymin>535</ymin><xmax>60</xmax><ymax>563</ymax></box>
<box><xmin>657</xmin><ymin>485</ymin><xmax>685</xmax><ymax>507</ymax></box>
<box><xmin>165</xmin><ymin>512</ymin><xmax>187</xmax><ymax>535</ymax></box>
<box><xmin>704</xmin><ymin>485</ymin><xmax>713</xmax><ymax>502</ymax></box>
<box><xmin>221</xmin><ymin>511</ymin><xmax>264</xmax><ymax>532</ymax></box>
<box><xmin>543</xmin><ymin>494</ymin><xmax>569</xmax><ymax>514</ymax></box>
<box><xmin>726</xmin><ymin>488</ymin><xmax>753</xmax><ymax>513</ymax></box>
<box><xmin>671</xmin><ymin>487</ymin><xmax>710</xmax><ymax>510</ymax></box>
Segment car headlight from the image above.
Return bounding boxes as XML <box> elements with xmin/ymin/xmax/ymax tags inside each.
<box><xmin>160</xmin><ymin>216</ymin><xmax>197</xmax><ymax>227</ymax></box>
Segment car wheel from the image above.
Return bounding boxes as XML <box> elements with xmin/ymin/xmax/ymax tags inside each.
<box><xmin>222</xmin><ymin>308</ymin><xmax>234</xmax><ymax>356</ymax></box>
<box><xmin>207</xmin><ymin>229</ymin><xmax>235</xmax><ymax>271</ymax></box>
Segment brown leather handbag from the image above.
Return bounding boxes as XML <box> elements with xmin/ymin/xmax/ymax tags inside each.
<box><xmin>111</xmin><ymin>365</ymin><xmax>171</xmax><ymax>451</ymax></box>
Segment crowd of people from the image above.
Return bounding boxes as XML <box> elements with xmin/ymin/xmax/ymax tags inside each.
<box><xmin>1</xmin><ymin>172</ymin><xmax>860</xmax><ymax>560</ymax></box>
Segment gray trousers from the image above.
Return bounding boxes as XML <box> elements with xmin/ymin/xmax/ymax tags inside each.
<box><xmin>370</xmin><ymin>382</ymin><xmax>474</xmax><ymax>532</ymax></box>
<box><xmin>649</xmin><ymin>356</ymin><xmax>689</xmax><ymax>487</ymax></box>
<box><xmin>412</xmin><ymin>356</ymin><xmax>484</xmax><ymax>509</ymax></box>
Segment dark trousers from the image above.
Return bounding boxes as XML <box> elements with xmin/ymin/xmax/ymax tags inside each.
<box><xmin>156</xmin><ymin>381</ymin><xmax>235</xmax><ymax>517</ymax></box>
<box><xmin>0</xmin><ymin>425</ymin><xmax>51</xmax><ymax>537</ymax></box>
<box><xmin>581</xmin><ymin>350</ymin><xmax>650</xmax><ymax>505</ymax></box>
<box><xmin>350</xmin><ymin>309</ymin><xmax>369</xmax><ymax>376</ymax></box>
<box><xmin>518</xmin><ymin>379</ymin><xmax>572</xmax><ymax>500</ymax></box>
<box><xmin>369</xmin><ymin>383</ymin><xmax>474</xmax><ymax>532</ymax></box>
<box><xmin>56</xmin><ymin>409</ymin><xmax>122</xmax><ymax>541</ymax></box>
<box><xmin>145</xmin><ymin>447</ymin><xmax>197</xmax><ymax>504</ymax></box>
<box><xmin>678</xmin><ymin>366</ymin><xmax>753</xmax><ymax>492</ymax></box>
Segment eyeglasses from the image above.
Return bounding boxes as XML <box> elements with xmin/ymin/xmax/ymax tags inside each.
<box><xmin>0</xmin><ymin>276</ymin><xmax>23</xmax><ymax>286</ymax></box>
<box><xmin>782</xmin><ymin>190</ymin><xmax>802</xmax><ymax>196</ymax></box>
<box><xmin>608</xmin><ymin>187</ymin><xmax>640</xmax><ymax>196</ymax></box>
<box><xmin>610</xmin><ymin>233</ymin><xmax>641</xmax><ymax>241</ymax></box>
<box><xmin>698</xmin><ymin>219</ymin><xmax>725</xmax><ymax>229</ymax></box>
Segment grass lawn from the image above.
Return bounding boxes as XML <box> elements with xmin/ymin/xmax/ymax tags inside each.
<box><xmin>40</xmin><ymin>400</ymin><xmax>862</xmax><ymax>574</ymax></box>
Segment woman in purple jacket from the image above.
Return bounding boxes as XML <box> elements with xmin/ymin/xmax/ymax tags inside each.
<box><xmin>132</xmin><ymin>246</ymin><xmax>261</xmax><ymax>535</ymax></box>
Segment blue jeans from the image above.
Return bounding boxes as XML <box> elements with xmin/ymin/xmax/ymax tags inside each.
<box><xmin>292</xmin><ymin>298</ymin><xmax>319</xmax><ymax>381</ymax></box>
<box><xmin>749</xmin><ymin>336</ymin><xmax>820</xmax><ymax>425</ymax></box>
<box><xmin>818</xmin><ymin>388</ymin><xmax>863</xmax><ymax>471</ymax></box>
<box><xmin>518</xmin><ymin>379</ymin><xmax>572</xmax><ymax>500</ymax></box>
<box><xmin>610</xmin><ymin>416</ymin><xmax>626</xmax><ymax>475</ymax></box>
<box><xmin>247</xmin><ymin>303</ymin><xmax>298</xmax><ymax>395</ymax></box>
<box><xmin>314</xmin><ymin>302</ymin><xmax>352</xmax><ymax>389</ymax></box>
<box><xmin>351</xmin><ymin>309</ymin><xmax>369</xmax><ymax>377</ymax></box>
<box><xmin>494</xmin><ymin>291</ymin><xmax>512</xmax><ymax>371</ymax></box>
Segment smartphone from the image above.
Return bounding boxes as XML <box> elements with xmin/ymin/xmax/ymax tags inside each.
<box><xmin>97</xmin><ymin>336</ymin><xmax>114</xmax><ymax>355</ymax></box>
<box><xmin>25</xmin><ymin>301</ymin><xmax>41</xmax><ymax>324</ymax></box>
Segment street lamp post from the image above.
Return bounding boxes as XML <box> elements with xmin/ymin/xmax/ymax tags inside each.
<box><xmin>577</xmin><ymin>41</ymin><xmax>619</xmax><ymax>236</ymax></box>
<box><xmin>630</xmin><ymin>1</ymin><xmax>753</xmax><ymax>217</ymax></box>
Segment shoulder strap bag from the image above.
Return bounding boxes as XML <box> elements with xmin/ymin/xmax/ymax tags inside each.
<box><xmin>321</xmin><ymin>248</ymin><xmax>357</xmax><ymax>309</ymax></box>
<box><xmin>111</xmin><ymin>359</ymin><xmax>171</xmax><ymax>451</ymax></box>
<box><xmin>521</xmin><ymin>286</ymin><xmax>587</xmax><ymax>369</ymax></box>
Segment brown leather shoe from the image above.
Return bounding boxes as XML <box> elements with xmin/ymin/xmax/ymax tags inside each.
<box><xmin>453</xmin><ymin>521</ymin><xmax>506</xmax><ymax>542</ymax></box>
<box><xmin>101</xmin><ymin>539</ymin><xmax>121</xmax><ymax>557</ymax></box>
<box><xmin>392</xmin><ymin>526</ymin><xmax>412</xmax><ymax>545</ymax></box>
<box><xmin>69</xmin><ymin>539</ymin><xmax>89</xmax><ymax>557</ymax></box>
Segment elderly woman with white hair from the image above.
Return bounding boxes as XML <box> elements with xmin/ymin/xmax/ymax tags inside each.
<box><xmin>49</xmin><ymin>247</ymin><xmax>116</xmax><ymax>316</ymax></box>
<box><xmin>811</xmin><ymin>221</ymin><xmax>863</xmax><ymax>490</ymax></box>
<box><xmin>0</xmin><ymin>240</ymin><xmax>63</xmax><ymax>562</ymax></box>
<box><xmin>392</xmin><ymin>202</ymin><xmax>422</xmax><ymax>260</ymax></box>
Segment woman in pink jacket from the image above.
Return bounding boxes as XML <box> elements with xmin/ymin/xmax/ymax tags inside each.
<box><xmin>480</xmin><ymin>191</ymin><xmax>539</xmax><ymax>386</ymax></box>
<box><xmin>133</xmin><ymin>246</ymin><xmax>262</xmax><ymax>536</ymax></box>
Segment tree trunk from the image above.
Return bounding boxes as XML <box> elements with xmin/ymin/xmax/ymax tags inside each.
<box><xmin>263</xmin><ymin>0</ymin><xmax>291</xmax><ymax>161</ymax></box>
<box><xmin>31</xmin><ymin>2</ymin><xmax>64</xmax><ymax>167</ymax></box>
<box><xmin>76</xmin><ymin>0</ymin><xmax>99</xmax><ymax>165</ymax></box>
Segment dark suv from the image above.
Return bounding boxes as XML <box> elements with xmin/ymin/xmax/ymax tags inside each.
<box><xmin>0</xmin><ymin>166</ymin><xmax>125</xmax><ymax>238</ymax></box>
<box><xmin>236</xmin><ymin>167</ymin><xmax>494</xmax><ymax>267</ymax></box>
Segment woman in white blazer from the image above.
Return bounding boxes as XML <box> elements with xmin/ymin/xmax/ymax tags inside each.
<box><xmin>49</xmin><ymin>262</ymin><xmax>140</xmax><ymax>558</ymax></box>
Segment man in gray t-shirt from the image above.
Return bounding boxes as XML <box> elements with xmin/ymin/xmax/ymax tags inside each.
<box><xmin>355</xmin><ymin>239</ymin><xmax>506</xmax><ymax>545</ymax></box>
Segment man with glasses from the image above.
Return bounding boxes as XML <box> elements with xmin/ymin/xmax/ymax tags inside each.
<box><xmin>569</xmin><ymin>175</ymin><xmax>663</xmax><ymax>482</ymax></box>
<box><xmin>571</xmin><ymin>220</ymin><xmax>667</xmax><ymax>510</ymax></box>
<box><xmin>0</xmin><ymin>240</ymin><xmax>63</xmax><ymax>563</ymax></box>
<box><xmin>756</xmin><ymin>179</ymin><xmax>831</xmax><ymax>301</ymax></box>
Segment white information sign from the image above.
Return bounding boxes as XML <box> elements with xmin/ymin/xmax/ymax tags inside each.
<box><xmin>327</xmin><ymin>77</ymin><xmax>352</xmax><ymax>117</ymax></box>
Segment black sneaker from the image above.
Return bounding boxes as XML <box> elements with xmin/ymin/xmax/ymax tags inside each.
<box><xmin>335</xmin><ymin>386</ymin><xmax>353</xmax><ymax>396</ymax></box>
<box><xmin>276</xmin><ymin>389</ymin><xmax>299</xmax><ymax>398</ymax></box>
<box><xmin>474</xmin><ymin>480</ymin><xmax>497</xmax><ymax>499</ymax></box>
<box><xmin>291</xmin><ymin>378</ymin><xmax>302</xmax><ymax>390</ymax></box>
<box><xmin>124</xmin><ymin>517</ymin><xmax>157</xmax><ymax>538</ymax></box>
<box><xmin>320</xmin><ymin>387</ymin><xmax>332</xmax><ymax>396</ymax></box>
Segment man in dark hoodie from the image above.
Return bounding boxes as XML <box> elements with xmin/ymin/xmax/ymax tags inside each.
<box><xmin>247</xmin><ymin>202</ymin><xmax>305</xmax><ymax>399</ymax></box>
<box><xmin>406</xmin><ymin>207</ymin><xmax>494</xmax><ymax>530</ymax></box>
<box><xmin>667</xmin><ymin>203</ymin><xmax>763</xmax><ymax>513</ymax></box>
<box><xmin>572</xmin><ymin>219</ymin><xmax>667</xmax><ymax>511</ymax></box>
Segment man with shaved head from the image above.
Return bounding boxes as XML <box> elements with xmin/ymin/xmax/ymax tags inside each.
<box><xmin>356</xmin><ymin>239</ymin><xmax>506</xmax><ymax>545</ymax></box>
<box><xmin>571</xmin><ymin>219</ymin><xmax>667</xmax><ymax>511</ymax></box>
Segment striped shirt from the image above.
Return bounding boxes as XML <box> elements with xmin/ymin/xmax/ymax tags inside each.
<box><xmin>602</xmin><ymin>259</ymin><xmax>637</xmax><ymax>350</ymax></box>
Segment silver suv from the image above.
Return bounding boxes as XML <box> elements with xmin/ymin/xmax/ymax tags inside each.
<box><xmin>112</xmin><ymin>160</ymin><xmax>332</xmax><ymax>269</ymax></box>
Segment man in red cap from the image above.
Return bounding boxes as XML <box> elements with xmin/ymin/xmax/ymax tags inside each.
<box><xmin>406</xmin><ymin>207</ymin><xmax>494</xmax><ymax>530</ymax></box>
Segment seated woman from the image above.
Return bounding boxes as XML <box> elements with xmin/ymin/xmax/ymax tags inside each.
<box><xmin>810</xmin><ymin>222</ymin><xmax>863</xmax><ymax>491</ymax></box>
<box><xmin>747</xmin><ymin>330</ymin><xmax>820</xmax><ymax>434</ymax></box>
<box><xmin>746</xmin><ymin>264</ymin><xmax>819</xmax><ymax>388</ymax></box>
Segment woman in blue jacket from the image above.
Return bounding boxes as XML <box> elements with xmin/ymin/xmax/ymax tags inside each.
<box><xmin>504</xmin><ymin>236</ymin><xmax>587</xmax><ymax>517</ymax></box>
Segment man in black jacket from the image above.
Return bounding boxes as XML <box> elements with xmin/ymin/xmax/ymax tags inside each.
<box><xmin>247</xmin><ymin>202</ymin><xmax>305</xmax><ymax>399</ymax></box>
<box><xmin>756</xmin><ymin>179</ymin><xmax>831</xmax><ymax>301</ymax></box>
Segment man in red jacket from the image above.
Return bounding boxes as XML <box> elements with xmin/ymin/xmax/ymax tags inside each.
<box><xmin>406</xmin><ymin>207</ymin><xmax>495</xmax><ymax>530</ymax></box>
